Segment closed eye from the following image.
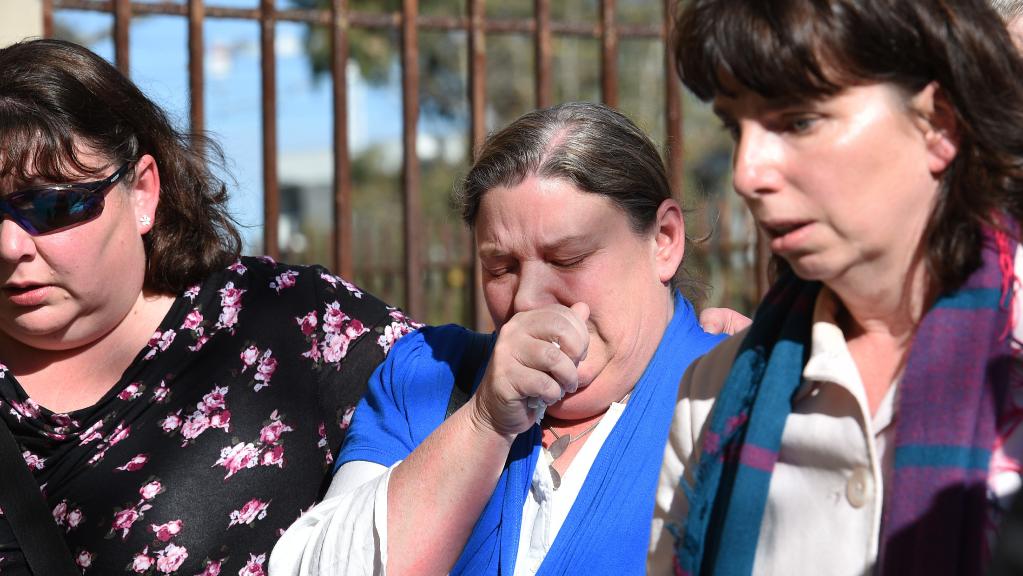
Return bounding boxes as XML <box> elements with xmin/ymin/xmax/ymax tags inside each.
<box><xmin>481</xmin><ymin>261</ymin><xmax>515</xmax><ymax>278</ymax></box>
<box><xmin>550</xmin><ymin>254</ymin><xmax>588</xmax><ymax>269</ymax></box>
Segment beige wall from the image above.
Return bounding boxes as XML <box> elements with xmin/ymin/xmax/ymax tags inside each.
<box><xmin>0</xmin><ymin>0</ymin><xmax>42</xmax><ymax>47</ymax></box>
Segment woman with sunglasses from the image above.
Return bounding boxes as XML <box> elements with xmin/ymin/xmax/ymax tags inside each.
<box><xmin>649</xmin><ymin>0</ymin><xmax>1023</xmax><ymax>575</ymax></box>
<box><xmin>0</xmin><ymin>39</ymin><xmax>417</xmax><ymax>575</ymax></box>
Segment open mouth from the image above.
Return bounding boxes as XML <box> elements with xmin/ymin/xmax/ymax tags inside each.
<box><xmin>762</xmin><ymin>221</ymin><xmax>810</xmax><ymax>238</ymax></box>
<box><xmin>760</xmin><ymin>220</ymin><xmax>814</xmax><ymax>254</ymax></box>
<box><xmin>4</xmin><ymin>282</ymin><xmax>40</xmax><ymax>294</ymax></box>
<box><xmin>2</xmin><ymin>283</ymin><xmax>50</xmax><ymax>306</ymax></box>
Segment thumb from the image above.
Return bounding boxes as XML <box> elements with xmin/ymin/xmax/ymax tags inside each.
<box><xmin>569</xmin><ymin>301</ymin><xmax>590</xmax><ymax>326</ymax></box>
<box><xmin>568</xmin><ymin>302</ymin><xmax>590</xmax><ymax>361</ymax></box>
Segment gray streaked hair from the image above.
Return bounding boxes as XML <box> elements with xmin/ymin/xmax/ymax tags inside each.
<box><xmin>455</xmin><ymin>101</ymin><xmax>705</xmax><ymax>301</ymax></box>
<box><xmin>991</xmin><ymin>0</ymin><xmax>1023</xmax><ymax>20</ymax></box>
<box><xmin>456</xmin><ymin>101</ymin><xmax>671</xmax><ymax>233</ymax></box>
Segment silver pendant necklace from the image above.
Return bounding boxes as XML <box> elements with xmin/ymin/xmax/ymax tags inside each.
<box><xmin>542</xmin><ymin>419</ymin><xmax>601</xmax><ymax>490</ymax></box>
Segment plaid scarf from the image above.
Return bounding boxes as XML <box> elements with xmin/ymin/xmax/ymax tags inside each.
<box><xmin>674</xmin><ymin>226</ymin><xmax>1019</xmax><ymax>576</ymax></box>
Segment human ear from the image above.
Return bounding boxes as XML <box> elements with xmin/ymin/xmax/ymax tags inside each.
<box><xmin>911</xmin><ymin>82</ymin><xmax>959</xmax><ymax>174</ymax></box>
<box><xmin>652</xmin><ymin>198</ymin><xmax>685</xmax><ymax>284</ymax></box>
<box><xmin>130</xmin><ymin>154</ymin><xmax>161</xmax><ymax>234</ymax></box>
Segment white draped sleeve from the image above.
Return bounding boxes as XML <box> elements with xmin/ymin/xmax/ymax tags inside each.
<box><xmin>268</xmin><ymin>460</ymin><xmax>395</xmax><ymax>576</ymax></box>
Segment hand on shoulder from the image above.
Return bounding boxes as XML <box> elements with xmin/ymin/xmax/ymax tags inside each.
<box><xmin>699</xmin><ymin>307</ymin><xmax>752</xmax><ymax>336</ymax></box>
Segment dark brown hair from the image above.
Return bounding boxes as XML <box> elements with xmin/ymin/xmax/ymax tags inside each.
<box><xmin>454</xmin><ymin>101</ymin><xmax>705</xmax><ymax>302</ymax></box>
<box><xmin>675</xmin><ymin>0</ymin><xmax>1023</xmax><ymax>292</ymax></box>
<box><xmin>0</xmin><ymin>38</ymin><xmax>241</xmax><ymax>293</ymax></box>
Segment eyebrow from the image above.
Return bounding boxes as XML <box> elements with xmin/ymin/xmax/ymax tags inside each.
<box><xmin>477</xmin><ymin>233</ymin><xmax>596</xmax><ymax>259</ymax></box>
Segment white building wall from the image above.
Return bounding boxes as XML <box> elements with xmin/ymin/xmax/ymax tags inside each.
<box><xmin>0</xmin><ymin>0</ymin><xmax>42</xmax><ymax>47</ymax></box>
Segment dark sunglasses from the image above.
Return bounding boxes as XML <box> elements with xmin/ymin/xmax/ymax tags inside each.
<box><xmin>0</xmin><ymin>161</ymin><xmax>134</xmax><ymax>236</ymax></box>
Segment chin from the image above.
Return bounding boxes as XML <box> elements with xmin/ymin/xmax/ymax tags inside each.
<box><xmin>546</xmin><ymin>401</ymin><xmax>594</xmax><ymax>421</ymax></box>
<box><xmin>786</xmin><ymin>258</ymin><xmax>834</xmax><ymax>282</ymax></box>
<box><xmin>547</xmin><ymin>386</ymin><xmax>611</xmax><ymax>421</ymax></box>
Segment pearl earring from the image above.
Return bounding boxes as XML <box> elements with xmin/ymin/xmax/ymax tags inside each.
<box><xmin>139</xmin><ymin>215</ymin><xmax>152</xmax><ymax>227</ymax></box>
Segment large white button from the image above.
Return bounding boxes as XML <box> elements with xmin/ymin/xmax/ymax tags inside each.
<box><xmin>846</xmin><ymin>467</ymin><xmax>873</xmax><ymax>508</ymax></box>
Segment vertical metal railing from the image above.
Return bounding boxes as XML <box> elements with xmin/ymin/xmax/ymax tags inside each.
<box><xmin>188</xmin><ymin>0</ymin><xmax>205</xmax><ymax>148</ymax></box>
<box><xmin>42</xmin><ymin>0</ymin><xmax>54</xmax><ymax>38</ymax></box>
<box><xmin>113</xmin><ymin>0</ymin><xmax>130</xmax><ymax>73</ymax></box>
<box><xmin>467</xmin><ymin>0</ymin><xmax>490</xmax><ymax>331</ymax></box>
<box><xmin>260</xmin><ymin>0</ymin><xmax>280</xmax><ymax>262</ymax></box>
<box><xmin>534</xmin><ymin>0</ymin><xmax>552</xmax><ymax>109</ymax></box>
<box><xmin>600</xmin><ymin>0</ymin><xmax>618</xmax><ymax>108</ymax></box>
<box><xmin>331</xmin><ymin>0</ymin><xmax>353</xmax><ymax>280</ymax></box>
<box><xmin>42</xmin><ymin>0</ymin><xmax>761</xmax><ymax>326</ymax></box>
<box><xmin>400</xmin><ymin>0</ymin><xmax>423</xmax><ymax>318</ymax></box>
<box><xmin>663</xmin><ymin>0</ymin><xmax>683</xmax><ymax>199</ymax></box>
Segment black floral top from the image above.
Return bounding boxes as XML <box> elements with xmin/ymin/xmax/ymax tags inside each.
<box><xmin>0</xmin><ymin>256</ymin><xmax>418</xmax><ymax>575</ymax></box>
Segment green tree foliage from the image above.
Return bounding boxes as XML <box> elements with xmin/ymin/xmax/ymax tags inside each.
<box><xmin>288</xmin><ymin>0</ymin><xmax>661</xmax><ymax>124</ymax></box>
<box><xmin>285</xmin><ymin>0</ymin><xmax>756</xmax><ymax>320</ymax></box>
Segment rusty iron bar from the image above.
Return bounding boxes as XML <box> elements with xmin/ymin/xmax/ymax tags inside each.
<box><xmin>615</xmin><ymin>23</ymin><xmax>660</xmax><ymax>37</ymax></box>
<box><xmin>260</xmin><ymin>0</ymin><xmax>279</xmax><ymax>260</ymax></box>
<box><xmin>663</xmin><ymin>0</ymin><xmax>682</xmax><ymax>200</ymax></box>
<box><xmin>468</xmin><ymin>1</ymin><xmax>487</xmax><ymax>161</ymax></box>
<box><xmin>600</xmin><ymin>0</ymin><xmax>618</xmax><ymax>108</ymax></box>
<box><xmin>55</xmin><ymin>1</ymin><xmax>662</xmax><ymax>38</ymax></box>
<box><xmin>534</xmin><ymin>0</ymin><xmax>552</xmax><ymax>108</ymax></box>
<box><xmin>331</xmin><ymin>0</ymin><xmax>353</xmax><ymax>279</ymax></box>
<box><xmin>468</xmin><ymin>0</ymin><xmax>491</xmax><ymax>332</ymax></box>
<box><xmin>49</xmin><ymin>0</ymin><xmax>701</xmax><ymax>308</ymax></box>
<box><xmin>43</xmin><ymin>0</ymin><xmax>54</xmax><ymax>38</ymax></box>
<box><xmin>401</xmin><ymin>0</ymin><xmax>423</xmax><ymax>318</ymax></box>
<box><xmin>113</xmin><ymin>0</ymin><xmax>130</xmax><ymax>74</ymax></box>
<box><xmin>188</xmin><ymin>0</ymin><xmax>204</xmax><ymax>138</ymax></box>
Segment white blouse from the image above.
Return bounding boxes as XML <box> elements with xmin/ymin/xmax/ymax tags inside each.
<box><xmin>268</xmin><ymin>401</ymin><xmax>627</xmax><ymax>576</ymax></box>
<box><xmin>648</xmin><ymin>246</ymin><xmax>1023</xmax><ymax>575</ymax></box>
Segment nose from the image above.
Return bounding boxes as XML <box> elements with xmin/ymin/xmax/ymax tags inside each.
<box><xmin>0</xmin><ymin>218</ymin><xmax>37</xmax><ymax>263</ymax></box>
<box><xmin>511</xmin><ymin>262</ymin><xmax>559</xmax><ymax>315</ymax></box>
<box><xmin>731</xmin><ymin>123</ymin><xmax>784</xmax><ymax>199</ymax></box>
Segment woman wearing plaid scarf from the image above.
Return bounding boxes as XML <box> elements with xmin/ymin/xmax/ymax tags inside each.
<box><xmin>650</xmin><ymin>1</ymin><xmax>1023</xmax><ymax>575</ymax></box>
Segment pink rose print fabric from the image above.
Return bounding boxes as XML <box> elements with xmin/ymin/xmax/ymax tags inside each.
<box><xmin>0</xmin><ymin>257</ymin><xmax>417</xmax><ymax>574</ymax></box>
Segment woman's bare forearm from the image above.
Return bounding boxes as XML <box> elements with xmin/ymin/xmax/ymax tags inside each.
<box><xmin>386</xmin><ymin>401</ymin><xmax>515</xmax><ymax>575</ymax></box>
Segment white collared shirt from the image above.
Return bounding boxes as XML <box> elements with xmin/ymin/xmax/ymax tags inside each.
<box><xmin>514</xmin><ymin>401</ymin><xmax>626</xmax><ymax>575</ymax></box>
<box><xmin>649</xmin><ymin>246</ymin><xmax>1023</xmax><ymax>575</ymax></box>
<box><xmin>269</xmin><ymin>402</ymin><xmax>626</xmax><ymax>576</ymax></box>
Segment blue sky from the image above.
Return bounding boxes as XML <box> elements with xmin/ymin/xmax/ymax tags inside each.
<box><xmin>56</xmin><ymin>2</ymin><xmax>412</xmax><ymax>249</ymax></box>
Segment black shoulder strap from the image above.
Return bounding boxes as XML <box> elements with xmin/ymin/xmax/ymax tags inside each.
<box><xmin>445</xmin><ymin>332</ymin><xmax>493</xmax><ymax>419</ymax></box>
<box><xmin>0</xmin><ymin>418</ymin><xmax>79</xmax><ymax>575</ymax></box>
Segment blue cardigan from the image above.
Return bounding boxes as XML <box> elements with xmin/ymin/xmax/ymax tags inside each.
<box><xmin>338</xmin><ymin>293</ymin><xmax>724</xmax><ymax>575</ymax></box>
